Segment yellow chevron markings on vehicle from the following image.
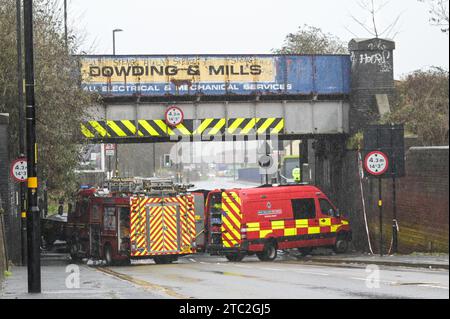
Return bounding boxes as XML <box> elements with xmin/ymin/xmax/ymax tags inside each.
<box><xmin>222</xmin><ymin>217</ymin><xmax>241</xmax><ymax>240</ymax></box>
<box><xmin>222</xmin><ymin>194</ymin><xmax>241</xmax><ymax>229</ymax></box>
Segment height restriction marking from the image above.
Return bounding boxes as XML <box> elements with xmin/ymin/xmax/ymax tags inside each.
<box><xmin>364</xmin><ymin>151</ymin><xmax>389</xmax><ymax>176</ymax></box>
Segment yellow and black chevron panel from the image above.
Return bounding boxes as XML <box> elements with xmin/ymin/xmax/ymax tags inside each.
<box><xmin>130</xmin><ymin>195</ymin><xmax>196</xmax><ymax>257</ymax></box>
<box><xmin>221</xmin><ymin>191</ymin><xmax>242</xmax><ymax>248</ymax></box>
<box><xmin>227</xmin><ymin>118</ymin><xmax>284</xmax><ymax>135</ymax></box>
<box><xmin>81</xmin><ymin>118</ymin><xmax>284</xmax><ymax>139</ymax></box>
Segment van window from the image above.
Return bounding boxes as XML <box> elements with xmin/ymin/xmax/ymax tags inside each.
<box><xmin>319</xmin><ymin>199</ymin><xmax>336</xmax><ymax>217</ymax></box>
<box><xmin>291</xmin><ymin>199</ymin><xmax>316</xmax><ymax>219</ymax></box>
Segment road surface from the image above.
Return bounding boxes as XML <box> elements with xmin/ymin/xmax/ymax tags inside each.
<box><xmin>1</xmin><ymin>253</ymin><xmax>448</xmax><ymax>299</ymax></box>
<box><xmin>107</xmin><ymin>254</ymin><xmax>449</xmax><ymax>299</ymax></box>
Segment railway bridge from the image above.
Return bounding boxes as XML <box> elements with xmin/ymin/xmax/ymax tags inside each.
<box><xmin>78</xmin><ymin>37</ymin><xmax>395</xmax><ymax>192</ymax></box>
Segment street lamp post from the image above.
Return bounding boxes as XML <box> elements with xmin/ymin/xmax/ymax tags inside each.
<box><xmin>23</xmin><ymin>0</ymin><xmax>41</xmax><ymax>293</ymax></box>
<box><xmin>112</xmin><ymin>29</ymin><xmax>122</xmax><ymax>177</ymax></box>
<box><xmin>112</xmin><ymin>28</ymin><xmax>123</xmax><ymax>55</ymax></box>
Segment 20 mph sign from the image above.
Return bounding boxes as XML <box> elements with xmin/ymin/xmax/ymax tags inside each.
<box><xmin>10</xmin><ymin>158</ymin><xmax>28</xmax><ymax>183</ymax></box>
<box><xmin>364</xmin><ymin>151</ymin><xmax>389</xmax><ymax>176</ymax></box>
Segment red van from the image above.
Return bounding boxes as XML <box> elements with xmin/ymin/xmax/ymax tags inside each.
<box><xmin>205</xmin><ymin>185</ymin><xmax>351</xmax><ymax>262</ymax></box>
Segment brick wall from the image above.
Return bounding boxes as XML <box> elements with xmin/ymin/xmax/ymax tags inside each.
<box><xmin>337</xmin><ymin>147</ymin><xmax>449</xmax><ymax>254</ymax></box>
<box><xmin>370</xmin><ymin>147</ymin><xmax>448</xmax><ymax>253</ymax></box>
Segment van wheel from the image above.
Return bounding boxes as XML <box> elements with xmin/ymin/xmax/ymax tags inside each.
<box><xmin>154</xmin><ymin>256</ymin><xmax>173</xmax><ymax>264</ymax></box>
<box><xmin>333</xmin><ymin>235</ymin><xmax>349</xmax><ymax>254</ymax></box>
<box><xmin>225</xmin><ymin>253</ymin><xmax>245</xmax><ymax>262</ymax></box>
<box><xmin>297</xmin><ymin>247</ymin><xmax>313</xmax><ymax>257</ymax></box>
<box><xmin>257</xmin><ymin>242</ymin><xmax>277</xmax><ymax>262</ymax></box>
<box><xmin>104</xmin><ymin>244</ymin><xmax>114</xmax><ymax>266</ymax></box>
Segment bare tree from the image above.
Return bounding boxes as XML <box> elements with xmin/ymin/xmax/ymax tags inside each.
<box><xmin>346</xmin><ymin>0</ymin><xmax>403</xmax><ymax>39</ymax></box>
<box><xmin>419</xmin><ymin>0</ymin><xmax>449</xmax><ymax>33</ymax></box>
<box><xmin>273</xmin><ymin>24</ymin><xmax>348</xmax><ymax>54</ymax></box>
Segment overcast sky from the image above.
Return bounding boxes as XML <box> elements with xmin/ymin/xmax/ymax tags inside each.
<box><xmin>69</xmin><ymin>0</ymin><xmax>449</xmax><ymax>79</ymax></box>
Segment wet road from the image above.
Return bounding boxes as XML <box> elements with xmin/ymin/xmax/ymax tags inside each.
<box><xmin>2</xmin><ymin>253</ymin><xmax>448</xmax><ymax>299</ymax></box>
<box><xmin>107</xmin><ymin>254</ymin><xmax>449</xmax><ymax>299</ymax></box>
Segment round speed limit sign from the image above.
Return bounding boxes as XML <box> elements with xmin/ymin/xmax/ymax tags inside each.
<box><xmin>165</xmin><ymin>106</ymin><xmax>184</xmax><ymax>127</ymax></box>
<box><xmin>364</xmin><ymin>151</ymin><xmax>389</xmax><ymax>176</ymax></box>
<box><xmin>10</xmin><ymin>158</ymin><xmax>28</xmax><ymax>183</ymax></box>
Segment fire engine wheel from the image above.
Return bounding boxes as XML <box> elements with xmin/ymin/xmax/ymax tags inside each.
<box><xmin>333</xmin><ymin>234</ymin><xmax>350</xmax><ymax>254</ymax></box>
<box><xmin>257</xmin><ymin>241</ymin><xmax>277</xmax><ymax>262</ymax></box>
<box><xmin>153</xmin><ymin>256</ymin><xmax>173</xmax><ymax>264</ymax></box>
<box><xmin>225</xmin><ymin>253</ymin><xmax>245</xmax><ymax>262</ymax></box>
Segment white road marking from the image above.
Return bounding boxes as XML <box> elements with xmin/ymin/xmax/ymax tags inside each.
<box><xmin>350</xmin><ymin>277</ymin><xmax>395</xmax><ymax>285</ymax></box>
<box><xmin>260</xmin><ymin>267</ymin><xmax>284</xmax><ymax>271</ymax></box>
<box><xmin>189</xmin><ymin>258</ymin><xmax>197</xmax><ymax>263</ymax></box>
<box><xmin>292</xmin><ymin>270</ymin><xmax>330</xmax><ymax>276</ymax></box>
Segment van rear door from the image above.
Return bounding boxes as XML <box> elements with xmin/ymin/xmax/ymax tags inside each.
<box><xmin>221</xmin><ymin>191</ymin><xmax>242</xmax><ymax>249</ymax></box>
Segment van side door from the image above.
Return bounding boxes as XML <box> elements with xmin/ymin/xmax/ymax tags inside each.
<box><xmin>291</xmin><ymin>198</ymin><xmax>318</xmax><ymax>246</ymax></box>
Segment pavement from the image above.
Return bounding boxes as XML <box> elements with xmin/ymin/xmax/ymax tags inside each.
<box><xmin>301</xmin><ymin>250</ymin><xmax>449</xmax><ymax>270</ymax></box>
<box><xmin>1</xmin><ymin>251</ymin><xmax>448</xmax><ymax>299</ymax></box>
<box><xmin>0</xmin><ymin>254</ymin><xmax>165</xmax><ymax>299</ymax></box>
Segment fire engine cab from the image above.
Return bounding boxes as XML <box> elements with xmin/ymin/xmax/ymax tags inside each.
<box><xmin>205</xmin><ymin>185</ymin><xmax>351</xmax><ymax>262</ymax></box>
<box><xmin>67</xmin><ymin>178</ymin><xmax>196</xmax><ymax>265</ymax></box>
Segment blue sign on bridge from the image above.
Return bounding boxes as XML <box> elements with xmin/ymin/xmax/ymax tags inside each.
<box><xmin>79</xmin><ymin>54</ymin><xmax>351</xmax><ymax>97</ymax></box>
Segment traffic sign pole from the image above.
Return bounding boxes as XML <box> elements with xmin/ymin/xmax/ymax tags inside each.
<box><xmin>378</xmin><ymin>177</ymin><xmax>383</xmax><ymax>257</ymax></box>
<box><xmin>364</xmin><ymin>150</ymin><xmax>389</xmax><ymax>257</ymax></box>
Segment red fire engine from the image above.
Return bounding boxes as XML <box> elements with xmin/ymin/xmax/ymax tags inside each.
<box><xmin>205</xmin><ymin>185</ymin><xmax>351</xmax><ymax>262</ymax></box>
<box><xmin>67</xmin><ymin>178</ymin><xmax>196</xmax><ymax>265</ymax></box>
